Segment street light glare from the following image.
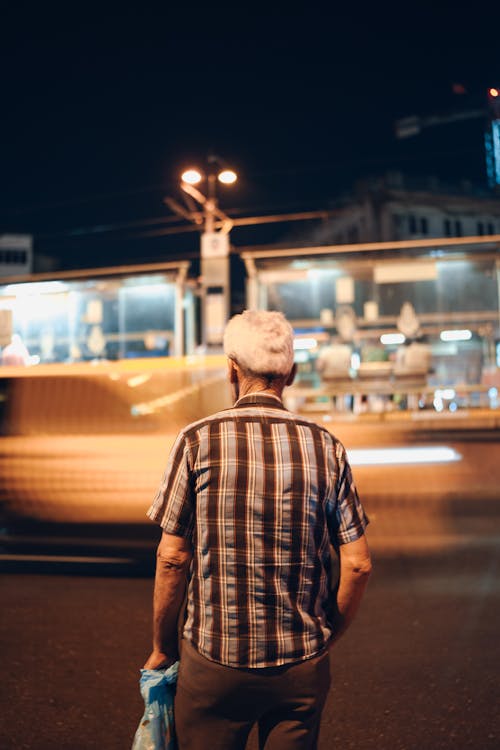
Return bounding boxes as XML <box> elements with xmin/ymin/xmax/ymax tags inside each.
<box><xmin>218</xmin><ymin>169</ymin><xmax>237</xmax><ymax>185</ymax></box>
<box><xmin>181</xmin><ymin>169</ymin><xmax>203</xmax><ymax>185</ymax></box>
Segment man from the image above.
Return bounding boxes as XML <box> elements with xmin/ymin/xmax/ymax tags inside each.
<box><xmin>144</xmin><ymin>310</ymin><xmax>371</xmax><ymax>750</ymax></box>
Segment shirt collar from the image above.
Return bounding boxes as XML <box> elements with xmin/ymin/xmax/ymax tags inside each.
<box><xmin>234</xmin><ymin>392</ymin><xmax>287</xmax><ymax>410</ymax></box>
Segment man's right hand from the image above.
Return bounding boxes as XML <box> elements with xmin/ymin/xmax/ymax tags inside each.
<box><xmin>143</xmin><ymin>650</ymin><xmax>177</xmax><ymax>670</ymax></box>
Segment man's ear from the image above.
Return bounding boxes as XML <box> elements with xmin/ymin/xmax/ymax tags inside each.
<box><xmin>227</xmin><ymin>358</ymin><xmax>238</xmax><ymax>383</ymax></box>
<box><xmin>286</xmin><ymin>363</ymin><xmax>297</xmax><ymax>386</ymax></box>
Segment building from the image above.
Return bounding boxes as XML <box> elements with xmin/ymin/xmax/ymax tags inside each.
<box><xmin>302</xmin><ymin>174</ymin><xmax>500</xmax><ymax>247</ymax></box>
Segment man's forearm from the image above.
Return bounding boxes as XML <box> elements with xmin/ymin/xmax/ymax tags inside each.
<box><xmin>330</xmin><ymin>567</ymin><xmax>371</xmax><ymax>642</ymax></box>
<box><xmin>329</xmin><ymin>537</ymin><xmax>372</xmax><ymax>644</ymax></box>
<box><xmin>151</xmin><ymin>551</ymin><xmax>190</xmax><ymax>659</ymax></box>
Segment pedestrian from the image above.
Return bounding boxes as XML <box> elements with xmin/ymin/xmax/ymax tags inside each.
<box><xmin>144</xmin><ymin>310</ymin><xmax>372</xmax><ymax>750</ymax></box>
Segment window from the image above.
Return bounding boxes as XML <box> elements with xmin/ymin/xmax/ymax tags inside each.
<box><xmin>0</xmin><ymin>250</ymin><xmax>27</xmax><ymax>264</ymax></box>
<box><xmin>444</xmin><ymin>219</ymin><xmax>452</xmax><ymax>236</ymax></box>
<box><xmin>487</xmin><ymin>223</ymin><xmax>495</xmax><ymax>234</ymax></box>
<box><xmin>454</xmin><ymin>220</ymin><xmax>462</xmax><ymax>237</ymax></box>
<box><xmin>477</xmin><ymin>222</ymin><xmax>484</xmax><ymax>235</ymax></box>
<box><xmin>420</xmin><ymin>217</ymin><xmax>428</xmax><ymax>234</ymax></box>
<box><xmin>408</xmin><ymin>215</ymin><xmax>417</xmax><ymax>234</ymax></box>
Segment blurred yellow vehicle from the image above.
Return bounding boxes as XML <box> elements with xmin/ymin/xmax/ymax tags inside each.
<box><xmin>0</xmin><ymin>356</ymin><xmax>231</xmax><ymax>526</ymax></box>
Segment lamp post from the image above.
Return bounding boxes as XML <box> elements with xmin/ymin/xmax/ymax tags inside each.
<box><xmin>177</xmin><ymin>156</ymin><xmax>238</xmax><ymax>350</ymax></box>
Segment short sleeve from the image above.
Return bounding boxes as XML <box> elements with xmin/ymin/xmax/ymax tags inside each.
<box><xmin>146</xmin><ymin>431</ymin><xmax>195</xmax><ymax>538</ymax></box>
<box><xmin>329</xmin><ymin>441</ymin><xmax>369</xmax><ymax>545</ymax></box>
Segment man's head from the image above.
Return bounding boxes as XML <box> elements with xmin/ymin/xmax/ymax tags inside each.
<box><xmin>223</xmin><ymin>311</ymin><xmax>295</xmax><ymax>398</ymax></box>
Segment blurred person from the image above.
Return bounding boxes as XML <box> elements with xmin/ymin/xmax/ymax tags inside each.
<box><xmin>315</xmin><ymin>335</ymin><xmax>353</xmax><ymax>411</ymax></box>
<box><xmin>395</xmin><ymin>335</ymin><xmax>432</xmax><ymax>374</ymax></box>
<box><xmin>315</xmin><ymin>336</ymin><xmax>352</xmax><ymax>379</ymax></box>
<box><xmin>144</xmin><ymin>310</ymin><xmax>371</xmax><ymax>750</ymax></box>
<box><xmin>395</xmin><ymin>335</ymin><xmax>432</xmax><ymax>409</ymax></box>
<box><xmin>1</xmin><ymin>333</ymin><xmax>31</xmax><ymax>366</ymax></box>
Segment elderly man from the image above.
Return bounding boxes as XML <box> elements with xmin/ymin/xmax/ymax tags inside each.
<box><xmin>144</xmin><ymin>310</ymin><xmax>371</xmax><ymax>750</ymax></box>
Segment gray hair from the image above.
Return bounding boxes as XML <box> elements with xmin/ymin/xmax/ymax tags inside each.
<box><xmin>223</xmin><ymin>310</ymin><xmax>294</xmax><ymax>377</ymax></box>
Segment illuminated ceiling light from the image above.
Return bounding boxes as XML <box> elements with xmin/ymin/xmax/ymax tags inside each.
<box><xmin>380</xmin><ymin>333</ymin><xmax>405</xmax><ymax>345</ymax></box>
<box><xmin>293</xmin><ymin>337</ymin><xmax>318</xmax><ymax>350</ymax></box>
<box><xmin>440</xmin><ymin>329</ymin><xmax>472</xmax><ymax>342</ymax></box>
<box><xmin>489</xmin><ymin>87</ymin><xmax>499</xmax><ymax>98</ymax></box>
<box><xmin>181</xmin><ymin>169</ymin><xmax>203</xmax><ymax>185</ymax></box>
<box><xmin>4</xmin><ymin>281</ymin><xmax>68</xmax><ymax>295</ymax></box>
<box><xmin>348</xmin><ymin>446</ymin><xmax>462</xmax><ymax>466</ymax></box>
<box><xmin>218</xmin><ymin>169</ymin><xmax>237</xmax><ymax>185</ymax></box>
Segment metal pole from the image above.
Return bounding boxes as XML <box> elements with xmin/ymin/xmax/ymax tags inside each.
<box><xmin>205</xmin><ymin>172</ymin><xmax>217</xmax><ymax>233</ymax></box>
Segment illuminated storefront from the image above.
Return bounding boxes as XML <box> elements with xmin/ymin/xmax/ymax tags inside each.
<box><xmin>0</xmin><ymin>261</ymin><xmax>194</xmax><ymax>363</ymax></box>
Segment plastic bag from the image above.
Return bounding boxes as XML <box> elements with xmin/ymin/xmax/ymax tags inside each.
<box><xmin>132</xmin><ymin>662</ymin><xmax>179</xmax><ymax>750</ymax></box>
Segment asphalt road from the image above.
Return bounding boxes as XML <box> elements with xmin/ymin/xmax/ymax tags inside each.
<box><xmin>1</xmin><ymin>533</ymin><xmax>499</xmax><ymax>750</ymax></box>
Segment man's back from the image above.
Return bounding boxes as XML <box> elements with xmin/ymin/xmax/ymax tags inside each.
<box><xmin>148</xmin><ymin>392</ymin><xmax>367</xmax><ymax>669</ymax></box>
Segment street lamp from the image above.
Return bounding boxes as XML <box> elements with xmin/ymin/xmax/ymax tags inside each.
<box><xmin>174</xmin><ymin>156</ymin><xmax>238</xmax><ymax>349</ymax></box>
<box><xmin>180</xmin><ymin>161</ymin><xmax>238</xmax><ymax>234</ymax></box>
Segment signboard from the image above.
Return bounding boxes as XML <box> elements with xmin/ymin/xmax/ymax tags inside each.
<box><xmin>336</xmin><ymin>276</ymin><xmax>354</xmax><ymax>304</ymax></box>
<box><xmin>205</xmin><ymin>293</ymin><xmax>226</xmax><ymax>345</ymax></box>
<box><xmin>201</xmin><ymin>232</ymin><xmax>230</xmax><ymax>259</ymax></box>
<box><xmin>374</xmin><ymin>261</ymin><xmax>437</xmax><ymax>284</ymax></box>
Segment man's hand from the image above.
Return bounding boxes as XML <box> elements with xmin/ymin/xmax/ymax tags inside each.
<box><xmin>143</xmin><ymin>649</ymin><xmax>177</xmax><ymax>670</ymax></box>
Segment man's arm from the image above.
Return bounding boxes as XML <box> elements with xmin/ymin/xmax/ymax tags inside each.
<box><xmin>329</xmin><ymin>534</ymin><xmax>372</xmax><ymax>645</ymax></box>
<box><xmin>143</xmin><ymin>531</ymin><xmax>192</xmax><ymax>669</ymax></box>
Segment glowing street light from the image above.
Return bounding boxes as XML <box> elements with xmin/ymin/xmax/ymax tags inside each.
<box><xmin>218</xmin><ymin>169</ymin><xmax>237</xmax><ymax>185</ymax></box>
<box><xmin>181</xmin><ymin>168</ymin><xmax>203</xmax><ymax>185</ymax></box>
<box><xmin>174</xmin><ymin>157</ymin><xmax>238</xmax><ymax>348</ymax></box>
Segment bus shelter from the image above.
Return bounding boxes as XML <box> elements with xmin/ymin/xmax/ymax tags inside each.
<box><xmin>240</xmin><ymin>236</ymin><xmax>500</xmax><ymax>412</ymax></box>
<box><xmin>0</xmin><ymin>260</ymin><xmax>195</xmax><ymax>364</ymax></box>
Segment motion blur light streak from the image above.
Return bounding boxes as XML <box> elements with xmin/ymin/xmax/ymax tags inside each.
<box><xmin>348</xmin><ymin>446</ymin><xmax>462</xmax><ymax>466</ymax></box>
<box><xmin>127</xmin><ymin>373</ymin><xmax>152</xmax><ymax>388</ymax></box>
<box><xmin>130</xmin><ymin>373</ymin><xmax>226</xmax><ymax>416</ymax></box>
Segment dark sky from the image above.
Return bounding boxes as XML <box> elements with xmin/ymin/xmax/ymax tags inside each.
<box><xmin>1</xmin><ymin>2</ymin><xmax>499</xmax><ymax>269</ymax></box>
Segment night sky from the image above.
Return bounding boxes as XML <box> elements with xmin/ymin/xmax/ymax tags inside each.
<box><xmin>2</xmin><ymin>3</ymin><xmax>499</xmax><ymax>270</ymax></box>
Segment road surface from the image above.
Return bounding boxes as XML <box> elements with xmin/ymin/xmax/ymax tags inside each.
<box><xmin>1</xmin><ymin>532</ymin><xmax>499</xmax><ymax>750</ymax></box>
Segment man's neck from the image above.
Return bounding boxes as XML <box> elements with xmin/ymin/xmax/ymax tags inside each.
<box><xmin>235</xmin><ymin>379</ymin><xmax>284</xmax><ymax>402</ymax></box>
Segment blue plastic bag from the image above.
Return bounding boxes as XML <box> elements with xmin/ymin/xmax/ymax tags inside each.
<box><xmin>132</xmin><ymin>662</ymin><xmax>179</xmax><ymax>750</ymax></box>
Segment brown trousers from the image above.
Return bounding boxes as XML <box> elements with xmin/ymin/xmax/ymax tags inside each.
<box><xmin>174</xmin><ymin>639</ymin><xmax>331</xmax><ymax>750</ymax></box>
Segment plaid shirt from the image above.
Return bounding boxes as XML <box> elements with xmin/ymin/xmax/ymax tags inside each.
<box><xmin>147</xmin><ymin>392</ymin><xmax>368</xmax><ymax>668</ymax></box>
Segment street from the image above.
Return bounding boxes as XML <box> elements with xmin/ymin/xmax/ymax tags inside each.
<box><xmin>1</xmin><ymin>530</ymin><xmax>499</xmax><ymax>750</ymax></box>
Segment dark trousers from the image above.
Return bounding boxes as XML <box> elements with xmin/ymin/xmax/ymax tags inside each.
<box><xmin>175</xmin><ymin>639</ymin><xmax>331</xmax><ymax>750</ymax></box>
